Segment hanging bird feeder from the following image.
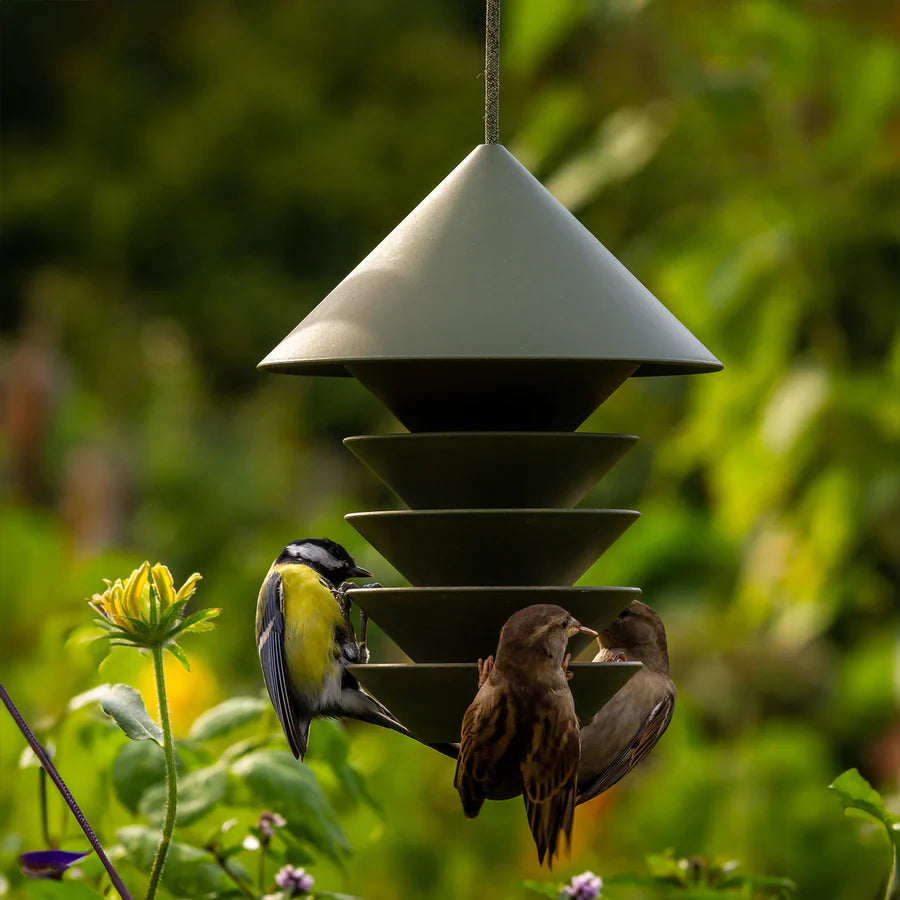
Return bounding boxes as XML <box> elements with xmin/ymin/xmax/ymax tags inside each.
<box><xmin>259</xmin><ymin>0</ymin><xmax>720</xmax><ymax>747</ymax></box>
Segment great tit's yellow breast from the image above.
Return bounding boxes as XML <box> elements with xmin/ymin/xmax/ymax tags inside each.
<box><xmin>274</xmin><ymin>563</ymin><xmax>343</xmax><ymax>691</ymax></box>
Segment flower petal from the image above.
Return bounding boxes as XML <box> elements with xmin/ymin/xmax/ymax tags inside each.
<box><xmin>174</xmin><ymin>572</ymin><xmax>203</xmax><ymax>605</ymax></box>
<box><xmin>123</xmin><ymin>562</ymin><xmax>151</xmax><ymax>620</ymax></box>
<box><xmin>151</xmin><ymin>563</ymin><xmax>175</xmax><ymax>613</ymax></box>
<box><xmin>19</xmin><ymin>849</ymin><xmax>91</xmax><ymax>880</ymax></box>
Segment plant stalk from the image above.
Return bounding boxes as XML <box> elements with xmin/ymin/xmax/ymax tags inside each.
<box><xmin>145</xmin><ymin>646</ymin><xmax>178</xmax><ymax>900</ymax></box>
<box><xmin>0</xmin><ymin>683</ymin><xmax>132</xmax><ymax>899</ymax></box>
<box><xmin>38</xmin><ymin>767</ymin><xmax>55</xmax><ymax>849</ymax></box>
<box><xmin>887</xmin><ymin>838</ymin><xmax>899</xmax><ymax>900</ymax></box>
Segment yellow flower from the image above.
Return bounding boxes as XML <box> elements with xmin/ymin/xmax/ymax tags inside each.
<box><xmin>90</xmin><ymin>563</ymin><xmax>150</xmax><ymax>633</ymax></box>
<box><xmin>89</xmin><ymin>561</ymin><xmax>218</xmax><ymax>663</ymax></box>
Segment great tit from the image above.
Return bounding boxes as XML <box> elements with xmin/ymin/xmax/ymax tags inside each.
<box><xmin>454</xmin><ymin>604</ymin><xmax>598</xmax><ymax>868</ymax></box>
<box><xmin>576</xmin><ymin>599</ymin><xmax>675</xmax><ymax>805</ymax></box>
<box><xmin>256</xmin><ymin>537</ymin><xmax>408</xmax><ymax>760</ymax></box>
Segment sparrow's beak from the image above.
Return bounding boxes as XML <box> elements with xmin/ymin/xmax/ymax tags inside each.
<box><xmin>348</xmin><ymin>565</ymin><xmax>372</xmax><ymax>579</ymax></box>
<box><xmin>567</xmin><ymin>618</ymin><xmax>599</xmax><ymax>639</ymax></box>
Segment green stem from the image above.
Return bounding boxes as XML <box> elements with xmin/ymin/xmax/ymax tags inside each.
<box><xmin>887</xmin><ymin>836</ymin><xmax>899</xmax><ymax>900</ymax></box>
<box><xmin>38</xmin><ymin>767</ymin><xmax>55</xmax><ymax>849</ymax></box>
<box><xmin>0</xmin><ymin>684</ymin><xmax>132</xmax><ymax>899</ymax></box>
<box><xmin>145</xmin><ymin>646</ymin><xmax>178</xmax><ymax>900</ymax></box>
<box><xmin>207</xmin><ymin>845</ymin><xmax>257</xmax><ymax>899</ymax></box>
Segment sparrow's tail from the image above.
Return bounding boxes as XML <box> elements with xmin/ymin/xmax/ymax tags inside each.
<box><xmin>525</xmin><ymin>786</ymin><xmax>575</xmax><ymax>869</ymax></box>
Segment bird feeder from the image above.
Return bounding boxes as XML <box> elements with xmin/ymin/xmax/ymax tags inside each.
<box><xmin>259</xmin><ymin>10</ymin><xmax>720</xmax><ymax>747</ymax></box>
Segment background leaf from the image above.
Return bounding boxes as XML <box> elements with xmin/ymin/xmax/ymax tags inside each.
<box><xmin>111</xmin><ymin>739</ymin><xmax>167</xmax><ymax>814</ymax></box>
<box><xmin>22</xmin><ymin>881</ymin><xmax>105</xmax><ymax>899</ymax></box>
<box><xmin>99</xmin><ymin>685</ymin><xmax>163</xmax><ymax>744</ymax></box>
<box><xmin>139</xmin><ymin>764</ymin><xmax>226</xmax><ymax>827</ymax></box>
<box><xmin>116</xmin><ymin>825</ymin><xmax>249</xmax><ymax>898</ymax></box>
<box><xmin>830</xmin><ymin>768</ymin><xmax>899</xmax><ymax>833</ymax></box>
<box><xmin>230</xmin><ymin>749</ymin><xmax>350</xmax><ymax>862</ymax></box>
<box><xmin>188</xmin><ymin>696</ymin><xmax>268</xmax><ymax>743</ymax></box>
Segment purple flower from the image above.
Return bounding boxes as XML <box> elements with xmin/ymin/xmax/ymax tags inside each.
<box><xmin>563</xmin><ymin>870</ymin><xmax>603</xmax><ymax>900</ymax></box>
<box><xmin>275</xmin><ymin>863</ymin><xmax>314</xmax><ymax>896</ymax></box>
<box><xmin>258</xmin><ymin>810</ymin><xmax>287</xmax><ymax>839</ymax></box>
<box><xmin>19</xmin><ymin>849</ymin><xmax>91</xmax><ymax>880</ymax></box>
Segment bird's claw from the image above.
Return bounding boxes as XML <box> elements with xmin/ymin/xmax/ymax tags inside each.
<box><xmin>357</xmin><ymin>611</ymin><xmax>370</xmax><ymax>663</ymax></box>
<box><xmin>591</xmin><ymin>647</ymin><xmax>628</xmax><ymax>663</ymax></box>
<box><xmin>332</xmin><ymin>584</ymin><xmax>357</xmax><ymax>640</ymax></box>
<box><xmin>562</xmin><ymin>652</ymin><xmax>573</xmax><ymax>680</ymax></box>
<box><xmin>477</xmin><ymin>655</ymin><xmax>495</xmax><ymax>688</ymax></box>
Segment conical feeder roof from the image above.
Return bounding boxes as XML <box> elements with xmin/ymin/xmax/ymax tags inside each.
<box><xmin>259</xmin><ymin>144</ymin><xmax>720</xmax><ymax>429</ymax></box>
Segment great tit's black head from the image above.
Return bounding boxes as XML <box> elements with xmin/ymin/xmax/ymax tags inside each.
<box><xmin>601</xmin><ymin>599</ymin><xmax>668</xmax><ymax>665</ymax></box>
<box><xmin>276</xmin><ymin>538</ymin><xmax>371</xmax><ymax>588</ymax></box>
<box><xmin>496</xmin><ymin>603</ymin><xmax>596</xmax><ymax>666</ymax></box>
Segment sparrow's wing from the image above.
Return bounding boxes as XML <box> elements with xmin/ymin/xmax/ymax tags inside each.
<box><xmin>455</xmin><ymin>682</ymin><xmax>516</xmax><ymax>819</ymax></box>
<box><xmin>575</xmin><ymin>691</ymin><xmax>675</xmax><ymax>805</ymax></box>
<box><xmin>521</xmin><ymin>696</ymin><xmax>580</xmax><ymax>867</ymax></box>
<box><xmin>257</xmin><ymin>570</ymin><xmax>310</xmax><ymax>760</ymax></box>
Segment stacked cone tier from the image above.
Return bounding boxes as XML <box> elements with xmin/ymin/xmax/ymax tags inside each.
<box><xmin>259</xmin><ymin>143</ymin><xmax>721</xmax><ymax>743</ymax></box>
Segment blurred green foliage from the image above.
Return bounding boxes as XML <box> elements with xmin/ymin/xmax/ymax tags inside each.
<box><xmin>1</xmin><ymin>0</ymin><xmax>897</xmax><ymax>898</ymax></box>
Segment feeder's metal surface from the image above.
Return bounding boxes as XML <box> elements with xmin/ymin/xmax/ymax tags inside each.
<box><xmin>344</xmin><ymin>432</ymin><xmax>637</xmax><ymax>509</ymax></box>
<box><xmin>349</xmin><ymin>661</ymin><xmax>641</xmax><ymax>744</ymax></box>
<box><xmin>346</xmin><ymin>509</ymin><xmax>639</xmax><ymax>587</ymax></box>
<box><xmin>348</xmin><ymin>586</ymin><xmax>640</xmax><ymax>662</ymax></box>
<box><xmin>259</xmin><ymin>144</ymin><xmax>722</xmax><ymax>379</ymax></box>
<box><xmin>346</xmin><ymin>360</ymin><xmax>636</xmax><ymax>432</ymax></box>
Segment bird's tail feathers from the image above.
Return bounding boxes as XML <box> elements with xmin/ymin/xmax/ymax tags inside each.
<box><xmin>339</xmin><ymin>686</ymin><xmax>410</xmax><ymax>736</ymax></box>
<box><xmin>286</xmin><ymin>716</ymin><xmax>311</xmax><ymax>761</ymax></box>
<box><xmin>525</xmin><ymin>788</ymin><xmax>575</xmax><ymax>869</ymax></box>
<box><xmin>454</xmin><ymin>767</ymin><xmax>485</xmax><ymax>819</ymax></box>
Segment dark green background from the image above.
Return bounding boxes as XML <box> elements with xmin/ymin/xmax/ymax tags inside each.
<box><xmin>2</xmin><ymin>1</ymin><xmax>897</xmax><ymax>897</ymax></box>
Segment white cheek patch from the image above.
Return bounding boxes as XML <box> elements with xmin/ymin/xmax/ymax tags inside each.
<box><xmin>292</xmin><ymin>542</ymin><xmax>340</xmax><ymax>571</ymax></box>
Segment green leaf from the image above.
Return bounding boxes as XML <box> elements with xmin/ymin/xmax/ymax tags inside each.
<box><xmin>112</xmin><ymin>739</ymin><xmax>167</xmax><ymax>813</ymax></box>
<box><xmin>158</xmin><ymin>597</ymin><xmax>192</xmax><ymax>632</ymax></box>
<box><xmin>140</xmin><ymin>764</ymin><xmax>227</xmax><ymax>827</ymax></box>
<box><xmin>68</xmin><ymin>684</ymin><xmax>115</xmax><ymax>713</ymax></box>
<box><xmin>98</xmin><ymin>684</ymin><xmax>163</xmax><ymax>743</ymax></box>
<box><xmin>830</xmin><ymin>768</ymin><xmax>899</xmax><ymax>833</ymax></box>
<box><xmin>519</xmin><ymin>881</ymin><xmax>564</xmax><ymax>898</ymax></box>
<box><xmin>22</xmin><ymin>880</ymin><xmax>105</xmax><ymax>899</ymax></box>
<box><xmin>116</xmin><ymin>825</ymin><xmax>249</xmax><ymax>898</ymax></box>
<box><xmin>305</xmin><ymin>720</ymin><xmax>381</xmax><ymax>814</ymax></box>
<box><xmin>171</xmin><ymin>607</ymin><xmax>221</xmax><ymax>637</ymax></box>
<box><xmin>230</xmin><ymin>749</ymin><xmax>350</xmax><ymax>862</ymax></box>
<box><xmin>166</xmin><ymin>642</ymin><xmax>191</xmax><ymax>671</ymax></box>
<box><xmin>275</xmin><ymin>827</ymin><xmax>315</xmax><ymax>866</ymax></box>
<box><xmin>188</xmin><ymin>696</ymin><xmax>268</xmax><ymax>742</ymax></box>
<box><xmin>315</xmin><ymin>893</ymin><xmax>368</xmax><ymax>900</ymax></box>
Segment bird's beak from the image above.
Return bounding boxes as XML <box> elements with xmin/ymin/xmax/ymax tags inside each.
<box><xmin>348</xmin><ymin>565</ymin><xmax>372</xmax><ymax>579</ymax></box>
<box><xmin>567</xmin><ymin>618</ymin><xmax>598</xmax><ymax>639</ymax></box>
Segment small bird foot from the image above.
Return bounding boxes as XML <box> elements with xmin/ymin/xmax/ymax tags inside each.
<box><xmin>334</xmin><ymin>584</ymin><xmax>357</xmax><ymax>640</ymax></box>
<box><xmin>477</xmin><ymin>655</ymin><xmax>495</xmax><ymax>688</ymax></box>
<box><xmin>358</xmin><ymin>611</ymin><xmax>370</xmax><ymax>663</ymax></box>
<box><xmin>562</xmin><ymin>652</ymin><xmax>573</xmax><ymax>681</ymax></box>
<box><xmin>592</xmin><ymin>647</ymin><xmax>628</xmax><ymax>663</ymax></box>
